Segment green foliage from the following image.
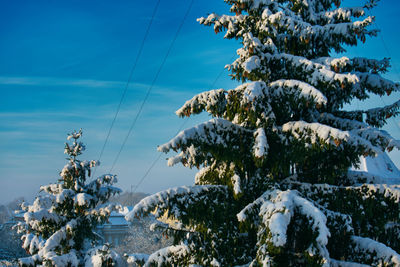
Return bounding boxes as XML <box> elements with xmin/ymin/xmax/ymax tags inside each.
<box><xmin>16</xmin><ymin>130</ymin><xmax>121</xmax><ymax>266</ymax></box>
<box><xmin>130</xmin><ymin>0</ymin><xmax>400</xmax><ymax>266</ymax></box>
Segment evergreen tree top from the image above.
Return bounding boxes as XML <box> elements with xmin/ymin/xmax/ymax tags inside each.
<box><xmin>16</xmin><ymin>130</ymin><xmax>122</xmax><ymax>267</ymax></box>
<box><xmin>126</xmin><ymin>1</ymin><xmax>400</xmax><ymax>266</ymax></box>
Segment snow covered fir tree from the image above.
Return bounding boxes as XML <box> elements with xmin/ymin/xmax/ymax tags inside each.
<box><xmin>126</xmin><ymin>0</ymin><xmax>400</xmax><ymax>266</ymax></box>
<box><xmin>16</xmin><ymin>130</ymin><xmax>123</xmax><ymax>266</ymax></box>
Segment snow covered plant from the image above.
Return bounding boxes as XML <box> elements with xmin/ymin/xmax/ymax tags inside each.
<box><xmin>126</xmin><ymin>0</ymin><xmax>400</xmax><ymax>266</ymax></box>
<box><xmin>16</xmin><ymin>130</ymin><xmax>122</xmax><ymax>267</ymax></box>
<box><xmin>84</xmin><ymin>244</ymin><xmax>125</xmax><ymax>267</ymax></box>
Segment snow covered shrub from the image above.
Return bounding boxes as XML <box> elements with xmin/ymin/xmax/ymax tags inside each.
<box><xmin>16</xmin><ymin>130</ymin><xmax>122</xmax><ymax>266</ymax></box>
<box><xmin>126</xmin><ymin>0</ymin><xmax>400</xmax><ymax>266</ymax></box>
<box><xmin>84</xmin><ymin>244</ymin><xmax>125</xmax><ymax>267</ymax></box>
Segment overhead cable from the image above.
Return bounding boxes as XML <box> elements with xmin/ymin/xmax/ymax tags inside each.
<box><xmin>109</xmin><ymin>0</ymin><xmax>195</xmax><ymax>173</ymax></box>
<box><xmin>93</xmin><ymin>0</ymin><xmax>162</xmax><ymax>178</ymax></box>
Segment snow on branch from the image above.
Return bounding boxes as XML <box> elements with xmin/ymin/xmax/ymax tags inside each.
<box><xmin>225</xmin><ymin>82</ymin><xmax>276</xmax><ymax>127</ymax></box>
<box><xmin>21</xmin><ymin>233</ymin><xmax>43</xmax><ymax>255</ymax></box>
<box><xmin>43</xmin><ymin>251</ymin><xmax>79</xmax><ymax>267</ymax></box>
<box><xmin>159</xmin><ymin>119</ymin><xmax>249</xmax><ymax>153</ymax></box>
<box><xmin>241</xmin><ymin>81</ymin><xmax>267</xmax><ymax>102</ymax></box>
<box><xmin>200</xmin><ymin>1</ymin><xmax>376</xmax><ymax>49</ymax></box>
<box><xmin>19</xmin><ymin>253</ymin><xmax>42</xmax><ymax>266</ymax></box>
<box><xmin>351</xmin><ymin>57</ymin><xmax>391</xmax><ymax>74</ymax></box>
<box><xmin>19</xmin><ymin>221</ymin><xmax>80</xmax><ymax>267</ymax></box>
<box><xmin>364</xmin><ymin>0</ymin><xmax>379</xmax><ymax>10</ymax></box>
<box><xmin>59</xmin><ymin>159</ymin><xmax>98</xmax><ymax>190</ymax></box>
<box><xmin>234</xmin><ymin>1</ymin><xmax>366</xmax><ymax>27</ymax></box>
<box><xmin>176</xmin><ymin>89</ymin><xmax>227</xmax><ymax>118</ymax></box>
<box><xmin>318</xmin><ymin>113</ymin><xmax>400</xmax><ymax>152</ymax></box>
<box><xmin>239</xmin><ymin>189</ymin><xmax>330</xmax><ymax>247</ymax></box>
<box><xmin>40</xmin><ymin>228</ymin><xmax>71</xmax><ymax>256</ymax></box>
<box><xmin>253</xmin><ymin>128</ymin><xmax>268</xmax><ymax>158</ymax></box>
<box><xmin>314</xmin><ymin>56</ymin><xmax>390</xmax><ymax>75</ymax></box>
<box><xmin>198</xmin><ymin>13</ymin><xmax>245</xmax><ymax>39</ymax></box>
<box><xmin>22</xmin><ymin>195</ymin><xmax>64</xmax><ymax>229</ymax></box>
<box><xmin>286</xmin><ymin>182</ymin><xmax>400</xmax><ymax>242</ymax></box>
<box><xmin>176</xmin><ymin>81</ymin><xmax>276</xmax><ymax>128</ymax></box>
<box><xmin>238</xmin><ymin>189</ymin><xmax>331</xmax><ymax>265</ymax></box>
<box><xmin>174</xmin><ymin>78</ymin><xmax>328</xmax><ymax>129</ymax></box>
<box><xmin>237</xmin><ymin>189</ymin><xmax>273</xmax><ymax>225</ymax></box>
<box><xmin>356</xmin><ymin>72</ymin><xmax>400</xmax><ymax>97</ymax></box>
<box><xmin>85</xmin><ymin>174</ymin><xmax>121</xmax><ymax>202</ymax></box>
<box><xmin>315</xmin><ymin>7</ymin><xmax>365</xmax><ymax>25</ymax></box>
<box><xmin>231</xmin><ymin>54</ymin><xmax>399</xmax><ymax>108</ymax></box>
<box><xmin>365</xmin><ymin>99</ymin><xmax>400</xmax><ymax>128</ymax></box>
<box><xmin>88</xmin><ymin>203</ymin><xmax>120</xmax><ymax>223</ymax></box>
<box><xmin>234</xmin><ymin>0</ymin><xmax>272</xmax><ymax>10</ymax></box>
<box><xmin>143</xmin><ymin>244</ymin><xmax>191</xmax><ymax>267</ymax></box>
<box><xmin>267</xmin><ymin>53</ymin><xmax>359</xmax><ymax>85</ymax></box>
<box><xmin>230</xmin><ymin>79</ymin><xmax>327</xmax><ymax>125</ymax></box>
<box><xmin>64</xmin><ymin>131</ymin><xmax>85</xmax><ymax>157</ymax></box>
<box><xmin>351</xmin><ymin>236</ymin><xmax>400</xmax><ymax>266</ymax></box>
<box><xmin>17</xmin><ymin>130</ymin><xmax>122</xmax><ymax>266</ymax></box>
<box><xmin>356</xmin><ymin>127</ymin><xmax>400</xmax><ymax>153</ymax></box>
<box><xmin>269</xmin><ymin>79</ymin><xmax>327</xmax><ymax>105</ymax></box>
<box><xmin>318</xmin><ymin>112</ymin><xmax>367</xmax><ymax>130</ymax></box>
<box><xmin>229</xmin><ymin>52</ymin><xmax>360</xmax><ymax>89</ymax></box>
<box><xmin>332</xmin><ymin>100</ymin><xmax>400</xmax><ymax>128</ymax></box>
<box><xmin>332</xmin><ymin>100</ymin><xmax>400</xmax><ymax>129</ymax></box>
<box><xmin>260</xmin><ymin>8</ymin><xmax>376</xmax><ymax>45</ymax></box>
<box><xmin>67</xmin><ymin>129</ymin><xmax>82</xmax><ymax>140</ymax></box>
<box><xmin>242</xmin><ymin>32</ymin><xmax>277</xmax><ymax>55</ymax></box>
<box><xmin>23</xmin><ymin>208</ymin><xmax>62</xmax><ymax>230</ymax></box>
<box><xmin>40</xmin><ymin>183</ymin><xmax>64</xmax><ymax>195</ymax></box>
<box><xmin>361</xmin><ymin>184</ymin><xmax>400</xmax><ymax>203</ymax></box>
<box><xmin>290</xmin><ymin>182</ymin><xmax>400</xmax><ymax>206</ymax></box>
<box><xmin>158</xmin><ymin>119</ymin><xmax>252</xmax><ymax>167</ymax></box>
<box><xmin>84</xmin><ymin>245</ymin><xmax>124</xmax><ymax>267</ymax></box>
<box><xmin>23</xmin><ymin>173</ymin><xmax>121</xmax><ymax>234</ymax></box>
<box><xmin>74</xmin><ymin>193</ymin><xmax>93</xmax><ymax>207</ymax></box>
<box><xmin>126</xmin><ymin>185</ymin><xmax>228</xmax><ymax>222</ymax></box>
<box><xmin>126</xmin><ymin>253</ymin><xmax>149</xmax><ymax>267</ymax></box>
<box><xmin>282</xmin><ymin>120</ymin><xmax>380</xmax><ymax>154</ymax></box>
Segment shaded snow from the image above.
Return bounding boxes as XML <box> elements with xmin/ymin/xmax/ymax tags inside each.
<box><xmin>351</xmin><ymin>152</ymin><xmax>400</xmax><ymax>185</ymax></box>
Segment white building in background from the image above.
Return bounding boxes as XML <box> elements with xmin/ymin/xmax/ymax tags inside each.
<box><xmin>97</xmin><ymin>207</ymin><xmax>131</xmax><ymax>246</ymax></box>
<box><xmin>352</xmin><ymin>152</ymin><xmax>400</xmax><ymax>184</ymax></box>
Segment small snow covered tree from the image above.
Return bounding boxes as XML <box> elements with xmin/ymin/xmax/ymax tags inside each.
<box><xmin>127</xmin><ymin>0</ymin><xmax>400</xmax><ymax>266</ymax></box>
<box><xmin>16</xmin><ymin>130</ymin><xmax>122</xmax><ymax>267</ymax></box>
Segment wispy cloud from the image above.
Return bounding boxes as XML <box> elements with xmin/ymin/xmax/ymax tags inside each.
<box><xmin>0</xmin><ymin>76</ymin><xmax>196</xmax><ymax>98</ymax></box>
<box><xmin>0</xmin><ymin>76</ymin><xmax>125</xmax><ymax>88</ymax></box>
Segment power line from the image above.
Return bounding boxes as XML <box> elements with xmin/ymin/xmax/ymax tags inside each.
<box><xmin>92</xmin><ymin>0</ymin><xmax>162</xmax><ymax>178</ymax></box>
<box><xmin>373</xmin><ymin>22</ymin><xmax>400</xmax><ymax>81</ymax></box>
<box><xmin>130</xmin><ymin>55</ymin><xmax>235</xmax><ymax>193</ymax></box>
<box><xmin>367</xmin><ymin>10</ymin><xmax>400</xmax><ymax>133</ymax></box>
<box><xmin>378</xmin><ymin>96</ymin><xmax>400</xmax><ymax>132</ymax></box>
<box><xmin>130</xmin><ymin>118</ymin><xmax>189</xmax><ymax>194</ymax></box>
<box><xmin>109</xmin><ymin>0</ymin><xmax>195</xmax><ymax>173</ymax></box>
<box><xmin>133</xmin><ymin>7</ymin><xmax>400</xmax><ymax>193</ymax></box>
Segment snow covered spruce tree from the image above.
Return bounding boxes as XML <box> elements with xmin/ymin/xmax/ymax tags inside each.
<box><xmin>16</xmin><ymin>130</ymin><xmax>122</xmax><ymax>266</ymax></box>
<box><xmin>127</xmin><ymin>0</ymin><xmax>400</xmax><ymax>266</ymax></box>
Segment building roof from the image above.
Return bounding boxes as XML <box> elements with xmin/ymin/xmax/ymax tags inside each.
<box><xmin>352</xmin><ymin>152</ymin><xmax>400</xmax><ymax>184</ymax></box>
<box><xmin>102</xmin><ymin>206</ymin><xmax>132</xmax><ymax>227</ymax></box>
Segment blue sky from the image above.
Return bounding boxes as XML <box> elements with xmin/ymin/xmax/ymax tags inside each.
<box><xmin>0</xmin><ymin>0</ymin><xmax>399</xmax><ymax>204</ymax></box>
